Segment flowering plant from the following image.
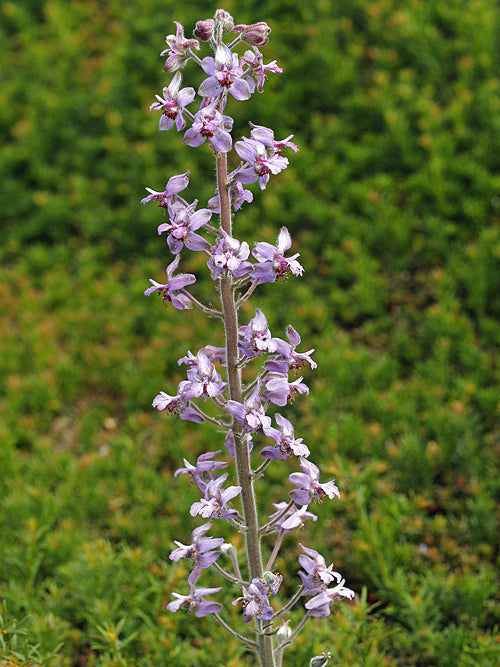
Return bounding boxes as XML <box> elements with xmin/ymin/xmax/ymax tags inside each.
<box><xmin>142</xmin><ymin>10</ymin><xmax>354</xmax><ymax>666</ymax></box>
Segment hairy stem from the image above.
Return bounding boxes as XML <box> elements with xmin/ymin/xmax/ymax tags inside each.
<box><xmin>213</xmin><ymin>613</ymin><xmax>258</xmax><ymax>650</ymax></box>
<box><xmin>217</xmin><ymin>153</ymin><xmax>276</xmax><ymax>667</ymax></box>
<box><xmin>180</xmin><ymin>289</ymin><xmax>223</xmax><ymax>318</ymax></box>
<box><xmin>212</xmin><ymin>560</ymin><xmax>246</xmax><ymax>586</ymax></box>
<box><xmin>265</xmin><ymin>530</ymin><xmax>285</xmax><ymax>571</ymax></box>
<box><xmin>260</xmin><ymin>500</ymin><xmax>295</xmax><ymax>535</ymax></box>
<box><xmin>274</xmin><ymin>585</ymin><xmax>305</xmax><ymax>618</ymax></box>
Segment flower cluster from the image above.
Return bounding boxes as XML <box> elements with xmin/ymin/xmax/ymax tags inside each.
<box><xmin>299</xmin><ymin>544</ymin><xmax>354</xmax><ymax>616</ymax></box>
<box><xmin>142</xmin><ymin>9</ymin><xmax>353</xmax><ymax>666</ymax></box>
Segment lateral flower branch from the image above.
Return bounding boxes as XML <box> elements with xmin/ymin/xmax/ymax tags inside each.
<box><xmin>141</xmin><ymin>9</ymin><xmax>354</xmax><ymax>667</ymax></box>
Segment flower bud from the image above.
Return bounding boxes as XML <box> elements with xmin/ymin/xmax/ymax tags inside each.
<box><xmin>234</xmin><ymin>22</ymin><xmax>271</xmax><ymax>46</ymax></box>
<box><xmin>214</xmin><ymin>9</ymin><xmax>234</xmax><ymax>32</ymax></box>
<box><xmin>220</xmin><ymin>542</ymin><xmax>236</xmax><ymax>556</ymax></box>
<box><xmin>309</xmin><ymin>652</ymin><xmax>332</xmax><ymax>667</ymax></box>
<box><xmin>193</xmin><ymin>19</ymin><xmax>214</xmax><ymax>41</ymax></box>
<box><xmin>277</xmin><ymin>620</ymin><xmax>292</xmax><ymax>644</ymax></box>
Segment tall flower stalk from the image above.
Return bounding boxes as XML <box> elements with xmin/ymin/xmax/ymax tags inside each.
<box><xmin>141</xmin><ymin>10</ymin><xmax>354</xmax><ymax>666</ymax></box>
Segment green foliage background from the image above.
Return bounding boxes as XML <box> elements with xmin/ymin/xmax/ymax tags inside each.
<box><xmin>0</xmin><ymin>0</ymin><xmax>499</xmax><ymax>665</ymax></box>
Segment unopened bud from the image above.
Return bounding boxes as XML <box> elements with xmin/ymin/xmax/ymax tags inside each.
<box><xmin>277</xmin><ymin>620</ymin><xmax>292</xmax><ymax>644</ymax></box>
<box><xmin>220</xmin><ymin>542</ymin><xmax>236</xmax><ymax>556</ymax></box>
<box><xmin>234</xmin><ymin>22</ymin><xmax>271</xmax><ymax>46</ymax></box>
<box><xmin>193</xmin><ymin>19</ymin><xmax>214</xmax><ymax>41</ymax></box>
<box><xmin>214</xmin><ymin>9</ymin><xmax>234</xmax><ymax>32</ymax></box>
<box><xmin>309</xmin><ymin>651</ymin><xmax>332</xmax><ymax>667</ymax></box>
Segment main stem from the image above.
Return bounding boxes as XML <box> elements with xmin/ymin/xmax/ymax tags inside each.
<box><xmin>216</xmin><ymin>154</ymin><xmax>276</xmax><ymax>667</ymax></box>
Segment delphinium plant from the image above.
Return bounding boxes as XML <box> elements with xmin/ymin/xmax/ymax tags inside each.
<box><xmin>141</xmin><ymin>10</ymin><xmax>354</xmax><ymax>667</ymax></box>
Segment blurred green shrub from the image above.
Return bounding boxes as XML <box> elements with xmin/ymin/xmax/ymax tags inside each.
<box><xmin>0</xmin><ymin>0</ymin><xmax>499</xmax><ymax>665</ymax></box>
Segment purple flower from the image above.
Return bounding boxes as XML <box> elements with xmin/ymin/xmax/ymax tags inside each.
<box><xmin>240</xmin><ymin>49</ymin><xmax>283</xmax><ymax>94</ymax></box>
<box><xmin>226</xmin><ymin>383</ymin><xmax>271</xmax><ymax>433</ymax></box>
<box><xmin>183</xmin><ymin>350</ymin><xmax>227</xmax><ymax>401</ymax></box>
<box><xmin>289</xmin><ymin>458</ymin><xmax>340</xmax><ymax>505</ymax></box>
<box><xmin>144</xmin><ymin>255</ymin><xmax>196</xmax><ymax>310</ymax></box>
<box><xmin>235</xmin><ymin>137</ymin><xmax>289</xmax><ymax>190</ymax></box>
<box><xmin>141</xmin><ymin>171</ymin><xmax>189</xmax><ymax>207</ymax></box>
<box><xmin>265</xmin><ymin>325</ymin><xmax>317</xmax><ymax>374</ymax></box>
<box><xmin>208</xmin><ymin>180</ymin><xmax>253</xmax><ymax>212</ymax></box>
<box><xmin>161</xmin><ymin>21</ymin><xmax>200</xmax><ymax>72</ymax></box>
<box><xmin>167</xmin><ymin>568</ymin><xmax>223</xmax><ymax>617</ymax></box>
<box><xmin>207</xmin><ymin>230</ymin><xmax>252</xmax><ymax>280</ymax></box>
<box><xmin>224</xmin><ymin>429</ymin><xmax>236</xmax><ymax>458</ymax></box>
<box><xmin>249</xmin><ymin>123</ymin><xmax>299</xmax><ymax>155</ymax></box>
<box><xmin>158</xmin><ymin>199</ymin><xmax>211</xmax><ymax>254</ymax></box>
<box><xmin>170</xmin><ymin>523</ymin><xmax>224</xmax><ymax>569</ymax></box>
<box><xmin>224</xmin><ymin>429</ymin><xmax>253</xmax><ymax>459</ymax></box>
<box><xmin>261</xmin><ymin>414</ymin><xmax>310</xmax><ymax>460</ymax></box>
<box><xmin>152</xmin><ymin>384</ymin><xmax>204</xmax><ymax>424</ymax></box>
<box><xmin>190</xmin><ymin>473</ymin><xmax>242</xmax><ymax>520</ymax></box>
<box><xmin>304</xmin><ymin>580</ymin><xmax>355</xmax><ymax>617</ymax></box>
<box><xmin>298</xmin><ymin>544</ymin><xmax>340</xmax><ymax>594</ymax></box>
<box><xmin>174</xmin><ymin>450</ymin><xmax>229</xmax><ymax>490</ymax></box>
<box><xmin>252</xmin><ymin>227</ymin><xmax>304</xmax><ymax>284</ymax></box>
<box><xmin>232</xmin><ymin>578</ymin><xmax>274</xmax><ymax>623</ymax></box>
<box><xmin>152</xmin><ymin>390</ymin><xmax>181</xmax><ymax>413</ymax></box>
<box><xmin>238</xmin><ymin>308</ymin><xmax>278</xmax><ymax>360</ymax></box>
<box><xmin>149</xmin><ymin>72</ymin><xmax>196</xmax><ymax>131</ymax></box>
<box><xmin>263</xmin><ymin>374</ymin><xmax>309</xmax><ymax>407</ymax></box>
<box><xmin>267</xmin><ymin>503</ymin><xmax>317</xmax><ymax>533</ymax></box>
<box><xmin>184</xmin><ymin>102</ymin><xmax>233</xmax><ymax>153</ymax></box>
<box><xmin>153</xmin><ymin>349</ymin><xmax>227</xmax><ymax>420</ymax></box>
<box><xmin>198</xmin><ymin>43</ymin><xmax>251</xmax><ymax>101</ymax></box>
<box><xmin>178</xmin><ymin>346</ymin><xmax>226</xmax><ymax>368</ymax></box>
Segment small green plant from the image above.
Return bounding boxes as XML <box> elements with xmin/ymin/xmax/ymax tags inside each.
<box><xmin>0</xmin><ymin>602</ymin><xmax>47</xmax><ymax>666</ymax></box>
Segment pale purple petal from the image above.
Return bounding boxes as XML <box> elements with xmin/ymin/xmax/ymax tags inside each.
<box><xmin>230</xmin><ymin>78</ymin><xmax>251</xmax><ymax>100</ymax></box>
<box><xmin>183</xmin><ymin>128</ymin><xmax>206</xmax><ymax>147</ymax></box>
